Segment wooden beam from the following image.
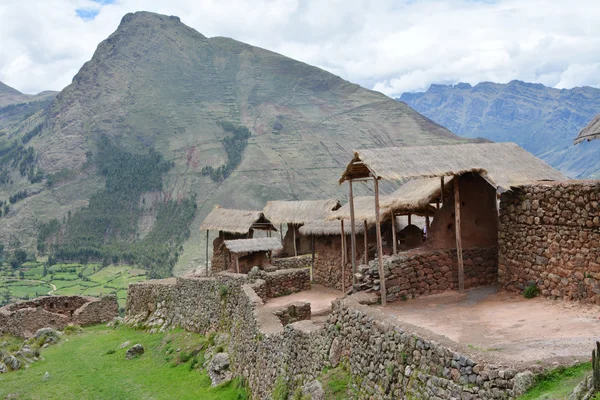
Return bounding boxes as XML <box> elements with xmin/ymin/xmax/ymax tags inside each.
<box><xmin>408</xmin><ymin>214</ymin><xmax>412</xmax><ymax>225</ymax></box>
<box><xmin>374</xmin><ymin>178</ymin><xmax>387</xmax><ymax>306</ymax></box>
<box><xmin>311</xmin><ymin>234</ymin><xmax>315</xmax><ymax>282</ymax></box>
<box><xmin>454</xmin><ymin>176</ymin><xmax>464</xmax><ymax>293</ymax></box>
<box><xmin>340</xmin><ymin>219</ymin><xmax>346</xmax><ymax>293</ymax></box>
<box><xmin>280</xmin><ymin>223</ymin><xmax>283</xmax><ymax>242</ymax></box>
<box><xmin>292</xmin><ymin>224</ymin><xmax>297</xmax><ymax>257</ymax></box>
<box><xmin>205</xmin><ymin>230</ymin><xmax>209</xmax><ymax>276</ymax></box>
<box><xmin>391</xmin><ymin>210</ymin><xmax>397</xmax><ymax>254</ymax></box>
<box><xmin>363</xmin><ymin>220</ymin><xmax>368</xmax><ymax>265</ymax></box>
<box><xmin>440</xmin><ymin>176</ymin><xmax>445</xmax><ymax>205</ymax></box>
<box><xmin>235</xmin><ymin>255</ymin><xmax>240</xmax><ymax>274</ymax></box>
<box><xmin>349</xmin><ymin>180</ymin><xmax>357</xmax><ymax>284</ymax></box>
<box><xmin>436</xmin><ymin>200</ymin><xmax>440</xmax><ymax>210</ymax></box>
<box><xmin>425</xmin><ymin>215</ymin><xmax>430</xmax><ymax>239</ymax></box>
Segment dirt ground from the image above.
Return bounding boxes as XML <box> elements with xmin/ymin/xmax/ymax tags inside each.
<box><xmin>376</xmin><ymin>286</ymin><xmax>600</xmax><ymax>364</ymax></box>
<box><xmin>264</xmin><ymin>284</ymin><xmax>343</xmax><ymax>316</ymax></box>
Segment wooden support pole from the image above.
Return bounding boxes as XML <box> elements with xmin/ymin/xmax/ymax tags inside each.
<box><xmin>205</xmin><ymin>230</ymin><xmax>209</xmax><ymax>276</ymax></box>
<box><xmin>391</xmin><ymin>210</ymin><xmax>397</xmax><ymax>255</ymax></box>
<box><xmin>408</xmin><ymin>214</ymin><xmax>412</xmax><ymax>225</ymax></box>
<box><xmin>363</xmin><ymin>220</ymin><xmax>368</xmax><ymax>265</ymax></box>
<box><xmin>292</xmin><ymin>224</ymin><xmax>297</xmax><ymax>257</ymax></box>
<box><xmin>340</xmin><ymin>219</ymin><xmax>346</xmax><ymax>293</ymax></box>
<box><xmin>374</xmin><ymin>177</ymin><xmax>386</xmax><ymax>306</ymax></box>
<box><xmin>425</xmin><ymin>215</ymin><xmax>430</xmax><ymax>239</ymax></box>
<box><xmin>235</xmin><ymin>255</ymin><xmax>240</xmax><ymax>274</ymax></box>
<box><xmin>349</xmin><ymin>180</ymin><xmax>358</xmax><ymax>284</ymax></box>
<box><xmin>436</xmin><ymin>200</ymin><xmax>440</xmax><ymax>210</ymax></box>
<box><xmin>440</xmin><ymin>176</ymin><xmax>445</xmax><ymax>205</ymax></box>
<box><xmin>454</xmin><ymin>176</ymin><xmax>464</xmax><ymax>293</ymax></box>
<box><xmin>311</xmin><ymin>234</ymin><xmax>315</xmax><ymax>282</ymax></box>
<box><xmin>280</xmin><ymin>224</ymin><xmax>283</xmax><ymax>242</ymax></box>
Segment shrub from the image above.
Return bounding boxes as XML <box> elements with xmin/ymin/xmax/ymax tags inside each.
<box><xmin>523</xmin><ymin>284</ymin><xmax>540</xmax><ymax>299</ymax></box>
<box><xmin>271</xmin><ymin>375</ymin><xmax>289</xmax><ymax>400</ymax></box>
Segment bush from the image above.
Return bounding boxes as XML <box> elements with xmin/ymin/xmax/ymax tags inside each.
<box><xmin>523</xmin><ymin>284</ymin><xmax>540</xmax><ymax>299</ymax></box>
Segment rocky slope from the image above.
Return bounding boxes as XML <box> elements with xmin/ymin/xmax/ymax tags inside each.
<box><xmin>0</xmin><ymin>11</ymin><xmax>466</xmax><ymax>274</ymax></box>
<box><xmin>400</xmin><ymin>80</ymin><xmax>600</xmax><ymax>178</ymax></box>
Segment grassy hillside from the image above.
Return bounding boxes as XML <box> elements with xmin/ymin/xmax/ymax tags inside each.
<box><xmin>0</xmin><ymin>11</ymin><xmax>466</xmax><ymax>275</ymax></box>
<box><xmin>0</xmin><ymin>325</ymin><xmax>247</xmax><ymax>400</ymax></box>
<box><xmin>400</xmin><ymin>80</ymin><xmax>600</xmax><ymax>178</ymax></box>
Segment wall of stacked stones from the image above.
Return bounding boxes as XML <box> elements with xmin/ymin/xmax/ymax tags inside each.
<box><xmin>313</xmin><ymin>235</ymin><xmax>364</xmax><ymax>291</ymax></box>
<box><xmin>126</xmin><ymin>274</ymin><xmax>532</xmax><ymax>399</ymax></box>
<box><xmin>271</xmin><ymin>254</ymin><xmax>312</xmax><ymax>271</ymax></box>
<box><xmin>264</xmin><ymin>268</ymin><xmax>311</xmax><ymax>297</ymax></box>
<box><xmin>498</xmin><ymin>181</ymin><xmax>600</xmax><ymax>301</ymax></box>
<box><xmin>360</xmin><ymin>247</ymin><xmax>497</xmax><ymax>303</ymax></box>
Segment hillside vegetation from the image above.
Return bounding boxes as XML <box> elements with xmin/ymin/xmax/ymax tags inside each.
<box><xmin>400</xmin><ymin>80</ymin><xmax>600</xmax><ymax>178</ymax></box>
<box><xmin>0</xmin><ymin>11</ymin><xmax>466</xmax><ymax>275</ymax></box>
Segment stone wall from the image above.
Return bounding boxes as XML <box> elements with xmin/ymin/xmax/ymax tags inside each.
<box><xmin>270</xmin><ymin>254</ymin><xmax>312</xmax><ymax>271</ymax></box>
<box><xmin>359</xmin><ymin>247</ymin><xmax>498</xmax><ymax>302</ymax></box>
<box><xmin>272</xmin><ymin>301</ymin><xmax>311</xmax><ymax>326</ymax></box>
<box><xmin>498</xmin><ymin>181</ymin><xmax>600</xmax><ymax>302</ymax></box>
<box><xmin>126</xmin><ymin>273</ymin><xmax>535</xmax><ymax>399</ymax></box>
<box><xmin>313</xmin><ymin>234</ymin><xmax>365</xmax><ymax>291</ymax></box>
<box><xmin>0</xmin><ymin>295</ymin><xmax>118</xmax><ymax>338</ymax></box>
<box><xmin>263</xmin><ymin>268</ymin><xmax>311</xmax><ymax>298</ymax></box>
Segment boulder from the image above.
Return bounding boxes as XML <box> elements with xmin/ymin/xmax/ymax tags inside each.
<box><xmin>125</xmin><ymin>344</ymin><xmax>145</xmax><ymax>360</ymax></box>
<box><xmin>4</xmin><ymin>355</ymin><xmax>21</xmax><ymax>371</ymax></box>
<box><xmin>35</xmin><ymin>328</ymin><xmax>60</xmax><ymax>344</ymax></box>
<box><xmin>0</xmin><ymin>363</ymin><xmax>7</xmax><ymax>374</ymax></box>
<box><xmin>208</xmin><ymin>352</ymin><xmax>232</xmax><ymax>386</ymax></box>
<box><xmin>329</xmin><ymin>337</ymin><xmax>342</xmax><ymax>367</ymax></box>
<box><xmin>513</xmin><ymin>371</ymin><xmax>535</xmax><ymax>396</ymax></box>
<box><xmin>43</xmin><ymin>372</ymin><xmax>51</xmax><ymax>382</ymax></box>
<box><xmin>302</xmin><ymin>380</ymin><xmax>325</xmax><ymax>400</ymax></box>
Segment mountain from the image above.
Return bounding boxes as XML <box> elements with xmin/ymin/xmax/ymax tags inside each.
<box><xmin>399</xmin><ymin>80</ymin><xmax>600</xmax><ymax>178</ymax></box>
<box><xmin>0</xmin><ymin>11</ymin><xmax>464</xmax><ymax>275</ymax></box>
<box><xmin>0</xmin><ymin>81</ymin><xmax>57</xmax><ymax>133</ymax></box>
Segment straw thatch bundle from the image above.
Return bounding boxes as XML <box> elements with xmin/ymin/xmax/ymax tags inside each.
<box><xmin>263</xmin><ymin>199</ymin><xmax>341</xmax><ymax>225</ymax></box>
<box><xmin>299</xmin><ymin>219</ymin><xmax>365</xmax><ymax>236</ymax></box>
<box><xmin>382</xmin><ymin>177</ymin><xmax>452</xmax><ymax>213</ymax></box>
<box><xmin>339</xmin><ymin>142</ymin><xmax>566</xmax><ymax>191</ymax></box>
<box><xmin>575</xmin><ymin>114</ymin><xmax>600</xmax><ymax>144</ymax></box>
<box><xmin>199</xmin><ymin>206</ymin><xmax>275</xmax><ymax>234</ymax></box>
<box><xmin>328</xmin><ymin>196</ymin><xmax>392</xmax><ymax>225</ymax></box>
<box><xmin>396</xmin><ymin>215</ymin><xmax>426</xmax><ymax>231</ymax></box>
<box><xmin>222</xmin><ymin>237</ymin><xmax>283</xmax><ymax>254</ymax></box>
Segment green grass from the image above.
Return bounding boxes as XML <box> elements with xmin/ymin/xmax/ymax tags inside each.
<box><xmin>517</xmin><ymin>362</ymin><xmax>592</xmax><ymax>400</ymax></box>
<box><xmin>321</xmin><ymin>364</ymin><xmax>354</xmax><ymax>400</ymax></box>
<box><xmin>0</xmin><ymin>325</ymin><xmax>248</xmax><ymax>400</ymax></box>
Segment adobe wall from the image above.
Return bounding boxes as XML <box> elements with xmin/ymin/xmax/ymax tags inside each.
<box><xmin>0</xmin><ymin>295</ymin><xmax>118</xmax><ymax>338</ymax></box>
<box><xmin>281</xmin><ymin>224</ymin><xmax>312</xmax><ymax>256</ymax></box>
<box><xmin>126</xmin><ymin>274</ymin><xmax>534</xmax><ymax>399</ymax></box>
<box><xmin>427</xmin><ymin>173</ymin><xmax>498</xmax><ymax>249</ymax></box>
<box><xmin>359</xmin><ymin>247</ymin><xmax>498</xmax><ymax>303</ymax></box>
<box><xmin>313</xmin><ymin>234</ymin><xmax>366</xmax><ymax>291</ymax></box>
<box><xmin>498</xmin><ymin>181</ymin><xmax>600</xmax><ymax>302</ymax></box>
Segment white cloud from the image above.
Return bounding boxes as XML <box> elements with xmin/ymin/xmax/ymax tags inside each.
<box><xmin>2</xmin><ymin>0</ymin><xmax>600</xmax><ymax>97</ymax></box>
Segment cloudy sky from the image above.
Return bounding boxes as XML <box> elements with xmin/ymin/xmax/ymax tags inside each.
<box><xmin>2</xmin><ymin>0</ymin><xmax>600</xmax><ymax>97</ymax></box>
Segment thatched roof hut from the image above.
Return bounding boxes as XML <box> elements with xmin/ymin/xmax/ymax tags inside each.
<box><xmin>299</xmin><ymin>220</ymin><xmax>365</xmax><ymax>236</ymax></box>
<box><xmin>575</xmin><ymin>114</ymin><xmax>600</xmax><ymax>144</ymax></box>
<box><xmin>339</xmin><ymin>142</ymin><xmax>566</xmax><ymax>191</ymax></box>
<box><xmin>222</xmin><ymin>237</ymin><xmax>283</xmax><ymax>254</ymax></box>
<box><xmin>200</xmin><ymin>206</ymin><xmax>276</xmax><ymax>234</ymax></box>
<box><xmin>263</xmin><ymin>199</ymin><xmax>341</xmax><ymax>225</ymax></box>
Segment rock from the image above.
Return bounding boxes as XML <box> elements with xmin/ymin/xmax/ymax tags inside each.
<box><xmin>329</xmin><ymin>337</ymin><xmax>342</xmax><ymax>367</ymax></box>
<box><xmin>4</xmin><ymin>356</ymin><xmax>21</xmax><ymax>371</ymax></box>
<box><xmin>43</xmin><ymin>372</ymin><xmax>50</xmax><ymax>382</ymax></box>
<box><xmin>35</xmin><ymin>328</ymin><xmax>60</xmax><ymax>345</ymax></box>
<box><xmin>208</xmin><ymin>353</ymin><xmax>232</xmax><ymax>386</ymax></box>
<box><xmin>302</xmin><ymin>380</ymin><xmax>325</xmax><ymax>400</ymax></box>
<box><xmin>513</xmin><ymin>371</ymin><xmax>535</xmax><ymax>396</ymax></box>
<box><xmin>0</xmin><ymin>363</ymin><xmax>7</xmax><ymax>374</ymax></box>
<box><xmin>119</xmin><ymin>341</ymin><xmax>131</xmax><ymax>349</ymax></box>
<box><xmin>125</xmin><ymin>344</ymin><xmax>145</xmax><ymax>360</ymax></box>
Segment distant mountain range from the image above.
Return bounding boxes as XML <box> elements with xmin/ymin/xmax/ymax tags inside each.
<box><xmin>400</xmin><ymin>80</ymin><xmax>600</xmax><ymax>178</ymax></box>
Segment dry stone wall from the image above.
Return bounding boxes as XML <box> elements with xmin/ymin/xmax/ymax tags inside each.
<box><xmin>498</xmin><ymin>181</ymin><xmax>600</xmax><ymax>302</ymax></box>
<box><xmin>359</xmin><ymin>247</ymin><xmax>498</xmax><ymax>302</ymax></box>
<box><xmin>264</xmin><ymin>268</ymin><xmax>311</xmax><ymax>297</ymax></box>
<box><xmin>126</xmin><ymin>273</ymin><xmax>534</xmax><ymax>399</ymax></box>
<box><xmin>270</xmin><ymin>254</ymin><xmax>312</xmax><ymax>271</ymax></box>
<box><xmin>0</xmin><ymin>295</ymin><xmax>118</xmax><ymax>338</ymax></box>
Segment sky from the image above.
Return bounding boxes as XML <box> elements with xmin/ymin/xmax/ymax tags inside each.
<box><xmin>2</xmin><ymin>0</ymin><xmax>600</xmax><ymax>97</ymax></box>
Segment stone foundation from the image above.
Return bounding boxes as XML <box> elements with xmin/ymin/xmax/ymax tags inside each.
<box><xmin>359</xmin><ymin>247</ymin><xmax>498</xmax><ymax>302</ymax></box>
<box><xmin>270</xmin><ymin>254</ymin><xmax>312</xmax><ymax>271</ymax></box>
<box><xmin>264</xmin><ymin>268</ymin><xmax>311</xmax><ymax>298</ymax></box>
<box><xmin>272</xmin><ymin>301</ymin><xmax>311</xmax><ymax>326</ymax></box>
<box><xmin>498</xmin><ymin>181</ymin><xmax>600</xmax><ymax>302</ymax></box>
<box><xmin>0</xmin><ymin>295</ymin><xmax>118</xmax><ymax>338</ymax></box>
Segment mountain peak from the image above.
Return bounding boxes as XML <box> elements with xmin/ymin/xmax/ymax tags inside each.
<box><xmin>0</xmin><ymin>81</ymin><xmax>22</xmax><ymax>96</ymax></box>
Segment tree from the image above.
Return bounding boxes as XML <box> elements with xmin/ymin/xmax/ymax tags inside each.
<box><xmin>10</xmin><ymin>249</ymin><xmax>27</xmax><ymax>269</ymax></box>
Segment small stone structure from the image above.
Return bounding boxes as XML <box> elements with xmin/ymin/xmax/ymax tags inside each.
<box><xmin>359</xmin><ymin>247</ymin><xmax>498</xmax><ymax>302</ymax></box>
<box><xmin>272</xmin><ymin>301</ymin><xmax>311</xmax><ymax>326</ymax></box>
<box><xmin>126</xmin><ymin>274</ymin><xmax>538</xmax><ymax>399</ymax></box>
<box><xmin>0</xmin><ymin>295</ymin><xmax>118</xmax><ymax>338</ymax></box>
<box><xmin>498</xmin><ymin>181</ymin><xmax>600</xmax><ymax>302</ymax></box>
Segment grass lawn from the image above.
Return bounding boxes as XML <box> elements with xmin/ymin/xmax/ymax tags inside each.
<box><xmin>0</xmin><ymin>325</ymin><xmax>248</xmax><ymax>400</ymax></box>
<box><xmin>517</xmin><ymin>363</ymin><xmax>592</xmax><ymax>400</ymax></box>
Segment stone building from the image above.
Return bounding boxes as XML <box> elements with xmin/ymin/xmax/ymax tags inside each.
<box><xmin>221</xmin><ymin>237</ymin><xmax>283</xmax><ymax>274</ymax></box>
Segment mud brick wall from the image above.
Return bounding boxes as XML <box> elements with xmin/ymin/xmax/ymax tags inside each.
<box><xmin>498</xmin><ymin>181</ymin><xmax>600</xmax><ymax>302</ymax></box>
<box><xmin>360</xmin><ymin>247</ymin><xmax>498</xmax><ymax>303</ymax></box>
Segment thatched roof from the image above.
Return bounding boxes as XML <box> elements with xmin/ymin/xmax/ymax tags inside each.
<box><xmin>328</xmin><ymin>196</ymin><xmax>391</xmax><ymax>225</ymax></box>
<box><xmin>575</xmin><ymin>114</ymin><xmax>600</xmax><ymax>144</ymax></box>
<box><xmin>382</xmin><ymin>177</ymin><xmax>452</xmax><ymax>214</ymax></box>
<box><xmin>263</xmin><ymin>199</ymin><xmax>341</xmax><ymax>225</ymax></box>
<box><xmin>339</xmin><ymin>142</ymin><xmax>566</xmax><ymax>191</ymax></box>
<box><xmin>299</xmin><ymin>220</ymin><xmax>365</xmax><ymax>236</ymax></box>
<box><xmin>222</xmin><ymin>237</ymin><xmax>283</xmax><ymax>254</ymax></box>
<box><xmin>199</xmin><ymin>206</ymin><xmax>276</xmax><ymax>234</ymax></box>
<box><xmin>396</xmin><ymin>215</ymin><xmax>427</xmax><ymax>231</ymax></box>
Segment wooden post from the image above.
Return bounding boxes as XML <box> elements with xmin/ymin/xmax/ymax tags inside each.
<box><xmin>340</xmin><ymin>219</ymin><xmax>346</xmax><ymax>293</ymax></box>
<box><xmin>349</xmin><ymin>180</ymin><xmax>358</xmax><ymax>284</ymax></box>
<box><xmin>374</xmin><ymin>177</ymin><xmax>386</xmax><ymax>306</ymax></box>
<box><xmin>280</xmin><ymin>223</ymin><xmax>283</xmax><ymax>242</ymax></box>
<box><xmin>436</xmin><ymin>200</ymin><xmax>440</xmax><ymax>210</ymax></box>
<box><xmin>391</xmin><ymin>210</ymin><xmax>397</xmax><ymax>254</ymax></box>
<box><xmin>440</xmin><ymin>176</ymin><xmax>445</xmax><ymax>205</ymax></box>
<box><xmin>363</xmin><ymin>220</ymin><xmax>368</xmax><ymax>265</ymax></box>
<box><xmin>292</xmin><ymin>224</ymin><xmax>297</xmax><ymax>257</ymax></box>
<box><xmin>205</xmin><ymin>230</ymin><xmax>209</xmax><ymax>276</ymax></box>
<box><xmin>408</xmin><ymin>214</ymin><xmax>412</xmax><ymax>225</ymax></box>
<box><xmin>454</xmin><ymin>176</ymin><xmax>464</xmax><ymax>293</ymax></box>
<box><xmin>425</xmin><ymin>215</ymin><xmax>430</xmax><ymax>239</ymax></box>
<box><xmin>235</xmin><ymin>255</ymin><xmax>240</xmax><ymax>274</ymax></box>
<box><xmin>311</xmin><ymin>234</ymin><xmax>315</xmax><ymax>282</ymax></box>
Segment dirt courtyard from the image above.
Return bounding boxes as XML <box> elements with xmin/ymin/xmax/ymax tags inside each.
<box><xmin>264</xmin><ymin>284</ymin><xmax>343</xmax><ymax>316</ymax></box>
<box><xmin>376</xmin><ymin>286</ymin><xmax>600</xmax><ymax>364</ymax></box>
